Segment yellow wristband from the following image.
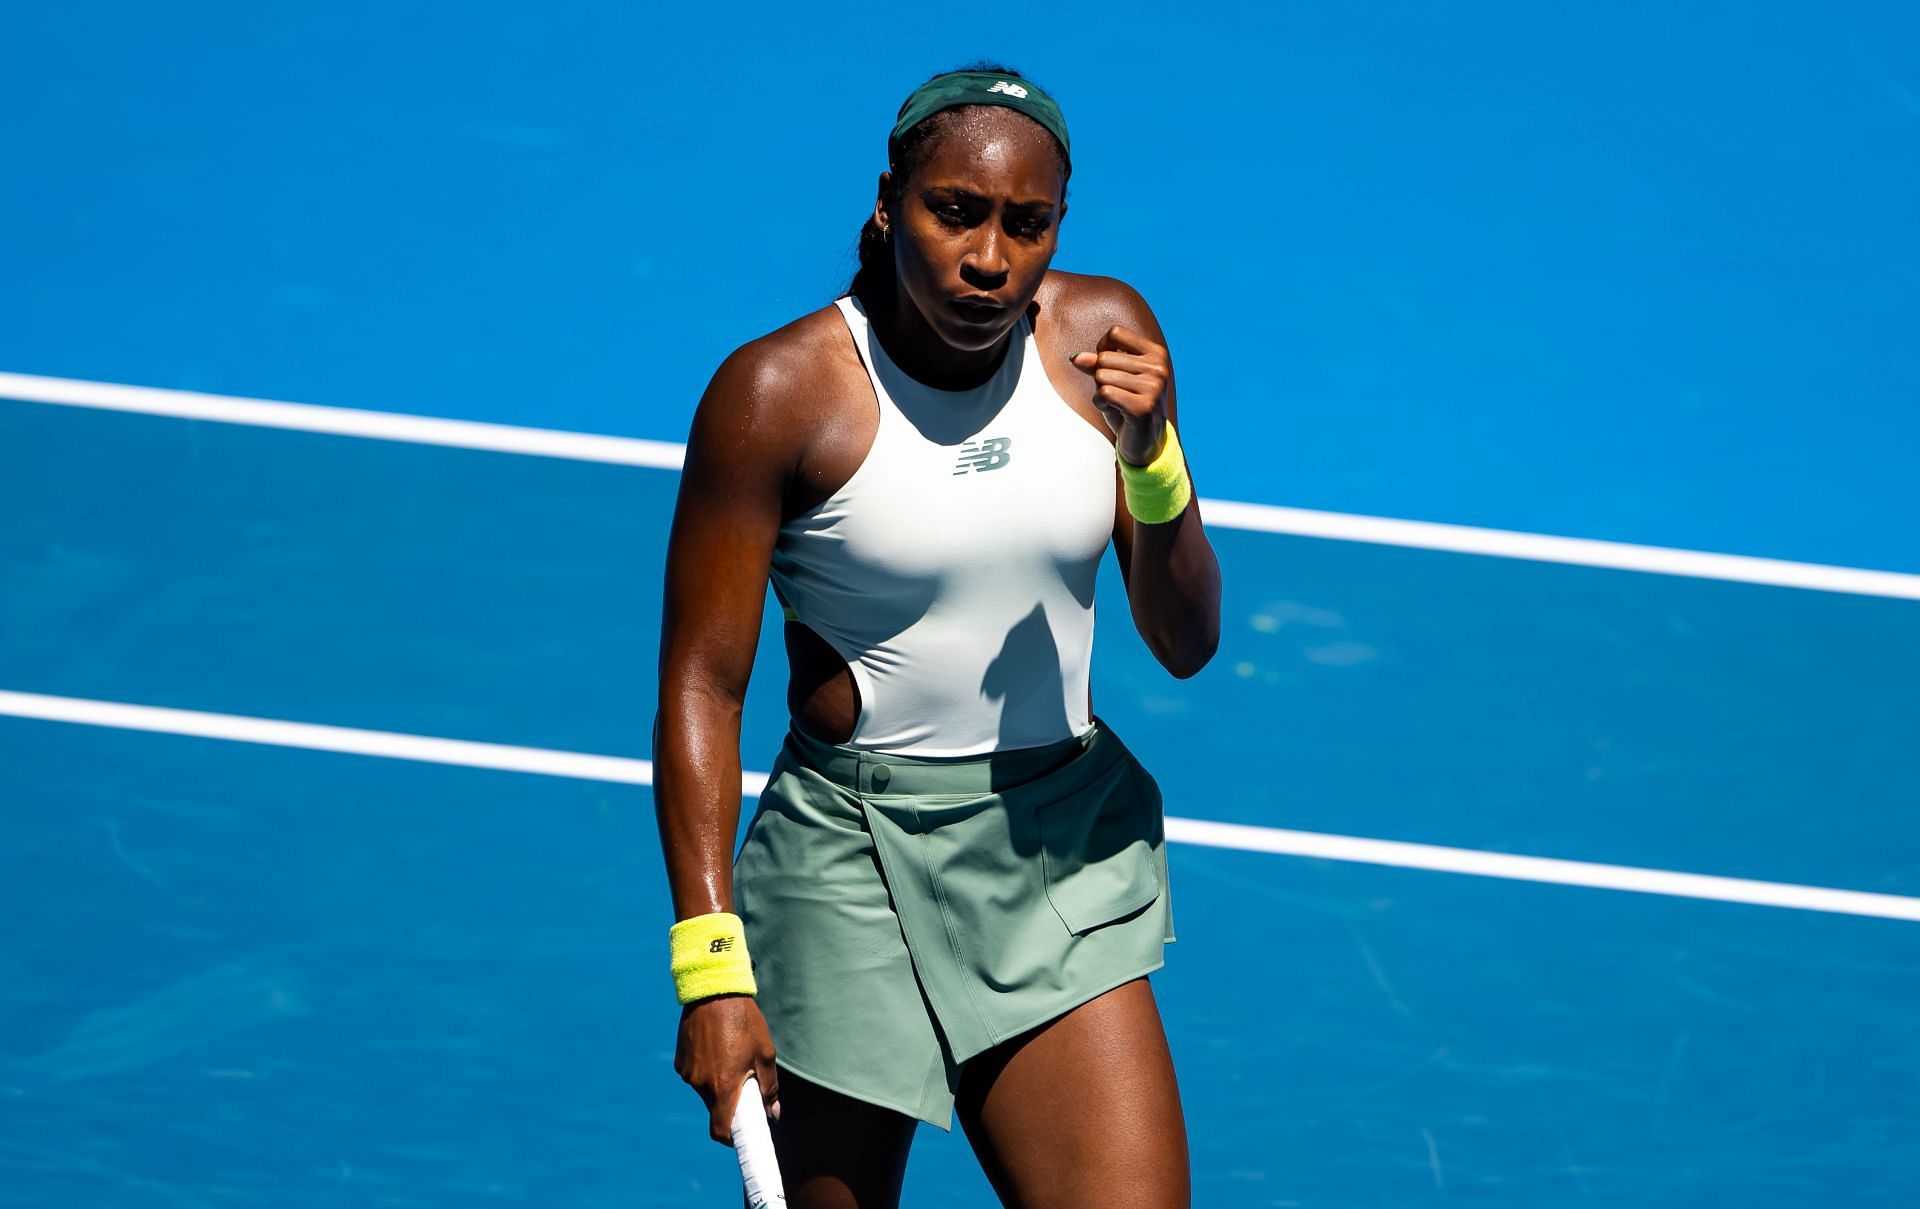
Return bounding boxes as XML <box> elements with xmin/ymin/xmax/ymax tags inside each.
<box><xmin>669</xmin><ymin>912</ymin><xmax>757</xmax><ymax>1005</ymax></box>
<box><xmin>1118</xmin><ymin>422</ymin><xmax>1193</xmax><ymax>524</ymax></box>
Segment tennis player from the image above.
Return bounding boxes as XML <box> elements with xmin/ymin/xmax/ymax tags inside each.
<box><xmin>655</xmin><ymin>64</ymin><xmax>1221</xmax><ymax>1206</ymax></box>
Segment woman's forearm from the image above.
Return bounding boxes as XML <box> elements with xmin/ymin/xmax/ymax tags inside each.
<box><xmin>654</xmin><ymin>686</ymin><xmax>748</xmax><ymax>919</ymax></box>
<box><xmin>1125</xmin><ymin>505</ymin><xmax>1222</xmax><ymax>679</ymax></box>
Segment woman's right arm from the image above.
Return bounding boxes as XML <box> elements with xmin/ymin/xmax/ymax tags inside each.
<box><xmin>655</xmin><ymin>343</ymin><xmax>798</xmax><ymax>1143</ymax></box>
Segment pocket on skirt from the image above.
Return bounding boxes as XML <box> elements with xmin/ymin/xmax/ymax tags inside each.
<box><xmin>1035</xmin><ymin>758</ymin><xmax>1163</xmax><ymax>935</ymax></box>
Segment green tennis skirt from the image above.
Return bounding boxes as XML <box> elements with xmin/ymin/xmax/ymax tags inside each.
<box><xmin>733</xmin><ymin>717</ymin><xmax>1175</xmax><ymax>1130</ymax></box>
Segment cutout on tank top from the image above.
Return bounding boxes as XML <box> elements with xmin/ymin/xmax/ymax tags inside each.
<box><xmin>778</xmin><ymin>602</ymin><xmax>865</xmax><ymax>745</ymax></box>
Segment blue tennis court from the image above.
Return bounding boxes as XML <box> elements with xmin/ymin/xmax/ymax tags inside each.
<box><xmin>5</xmin><ymin>3</ymin><xmax>1918</xmax><ymax>1205</ymax></box>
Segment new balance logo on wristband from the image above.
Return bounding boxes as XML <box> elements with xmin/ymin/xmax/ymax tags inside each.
<box><xmin>953</xmin><ymin>436</ymin><xmax>1013</xmax><ymax>474</ymax></box>
<box><xmin>708</xmin><ymin>937</ymin><xmax>734</xmax><ymax>954</ymax></box>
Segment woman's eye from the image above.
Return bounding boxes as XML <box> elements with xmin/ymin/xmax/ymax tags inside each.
<box><xmin>936</xmin><ymin>206</ymin><xmax>967</xmax><ymax>224</ymax></box>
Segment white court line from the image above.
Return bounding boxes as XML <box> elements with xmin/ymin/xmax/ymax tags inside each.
<box><xmin>1162</xmin><ymin>818</ymin><xmax>1920</xmax><ymax>924</ymax></box>
<box><xmin>6</xmin><ymin>369</ymin><xmax>1918</xmax><ymax>602</ymax></box>
<box><xmin>0</xmin><ymin>370</ymin><xmax>686</xmax><ymax>469</ymax></box>
<box><xmin>0</xmin><ymin>688</ymin><xmax>660</xmax><ymax>786</ymax></box>
<box><xmin>1198</xmin><ymin>500</ymin><xmax>1920</xmax><ymax>601</ymax></box>
<box><xmin>5</xmin><ymin>689</ymin><xmax>1916</xmax><ymax>924</ymax></box>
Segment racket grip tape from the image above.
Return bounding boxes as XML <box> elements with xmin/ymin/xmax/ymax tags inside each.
<box><xmin>731</xmin><ymin>1073</ymin><xmax>786</xmax><ymax>1208</ymax></box>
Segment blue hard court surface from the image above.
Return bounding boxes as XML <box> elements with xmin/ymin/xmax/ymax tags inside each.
<box><xmin>4</xmin><ymin>4</ymin><xmax>1918</xmax><ymax>1205</ymax></box>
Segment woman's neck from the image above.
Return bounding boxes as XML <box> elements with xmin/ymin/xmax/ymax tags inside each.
<box><xmin>859</xmin><ymin>286</ymin><xmax>1012</xmax><ymax>392</ymax></box>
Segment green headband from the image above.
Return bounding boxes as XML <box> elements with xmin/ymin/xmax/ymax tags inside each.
<box><xmin>888</xmin><ymin>71</ymin><xmax>1071</xmax><ymax>164</ymax></box>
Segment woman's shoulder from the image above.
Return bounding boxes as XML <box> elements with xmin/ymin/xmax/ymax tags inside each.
<box><xmin>684</xmin><ymin>301</ymin><xmax>871</xmax><ymax>483</ymax></box>
<box><xmin>692</xmin><ymin>302</ymin><xmax>866</xmax><ymax>430</ymax></box>
<box><xmin>1032</xmin><ymin>271</ymin><xmax>1169</xmax><ymax>350</ymax></box>
<box><xmin>708</xmin><ymin>302</ymin><xmax>856</xmax><ymax>401</ymax></box>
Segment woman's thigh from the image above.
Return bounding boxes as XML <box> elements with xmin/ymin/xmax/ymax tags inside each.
<box><xmin>768</xmin><ymin>1070</ymin><xmax>919</xmax><ymax>1209</ymax></box>
<box><xmin>955</xmin><ymin>978</ymin><xmax>1190</xmax><ymax>1207</ymax></box>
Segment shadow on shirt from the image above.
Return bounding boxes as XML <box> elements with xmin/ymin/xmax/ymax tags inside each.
<box><xmin>981</xmin><ymin>603</ymin><xmax>1073</xmax><ymax>753</ymax></box>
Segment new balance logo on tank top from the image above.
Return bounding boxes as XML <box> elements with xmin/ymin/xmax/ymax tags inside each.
<box><xmin>769</xmin><ymin>295</ymin><xmax>1116</xmax><ymax>757</ymax></box>
<box><xmin>952</xmin><ymin>437</ymin><xmax>1012</xmax><ymax>475</ymax></box>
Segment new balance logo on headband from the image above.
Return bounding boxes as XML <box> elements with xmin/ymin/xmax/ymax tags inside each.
<box><xmin>954</xmin><ymin>436</ymin><xmax>1013</xmax><ymax>474</ymax></box>
<box><xmin>985</xmin><ymin>80</ymin><xmax>1029</xmax><ymax>99</ymax></box>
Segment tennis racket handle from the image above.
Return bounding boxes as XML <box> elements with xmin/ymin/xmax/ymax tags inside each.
<box><xmin>731</xmin><ymin>1074</ymin><xmax>786</xmax><ymax>1208</ymax></box>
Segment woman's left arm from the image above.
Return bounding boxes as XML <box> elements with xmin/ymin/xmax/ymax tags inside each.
<box><xmin>1071</xmin><ymin>286</ymin><xmax>1222</xmax><ymax>679</ymax></box>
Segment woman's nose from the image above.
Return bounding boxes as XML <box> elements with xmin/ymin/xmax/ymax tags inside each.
<box><xmin>962</xmin><ymin>226</ymin><xmax>1009</xmax><ymax>281</ymax></box>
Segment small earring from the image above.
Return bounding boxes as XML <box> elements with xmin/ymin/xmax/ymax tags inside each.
<box><xmin>879</xmin><ymin>222</ymin><xmax>890</xmax><ymax>240</ymax></box>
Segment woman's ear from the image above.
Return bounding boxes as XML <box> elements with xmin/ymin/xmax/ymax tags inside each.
<box><xmin>872</xmin><ymin>170</ymin><xmax>894</xmax><ymax>235</ymax></box>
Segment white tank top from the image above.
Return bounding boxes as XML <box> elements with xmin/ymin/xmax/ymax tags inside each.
<box><xmin>769</xmin><ymin>295</ymin><xmax>1117</xmax><ymax>757</ymax></box>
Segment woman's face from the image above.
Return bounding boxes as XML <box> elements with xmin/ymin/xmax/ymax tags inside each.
<box><xmin>881</xmin><ymin>109</ymin><xmax>1067</xmax><ymax>353</ymax></box>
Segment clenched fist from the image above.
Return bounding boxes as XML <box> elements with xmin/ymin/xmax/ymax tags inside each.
<box><xmin>1070</xmin><ymin>324</ymin><xmax>1170</xmax><ymax>467</ymax></box>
